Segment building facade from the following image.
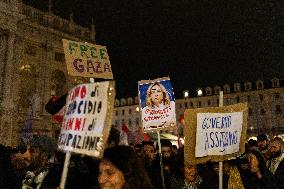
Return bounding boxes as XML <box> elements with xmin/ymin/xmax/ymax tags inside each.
<box><xmin>113</xmin><ymin>78</ymin><xmax>284</xmax><ymax>142</ymax></box>
<box><xmin>0</xmin><ymin>0</ymin><xmax>95</xmax><ymax>146</ymax></box>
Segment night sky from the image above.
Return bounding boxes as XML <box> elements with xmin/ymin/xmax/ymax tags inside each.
<box><xmin>24</xmin><ymin>0</ymin><xmax>284</xmax><ymax>99</ymax></box>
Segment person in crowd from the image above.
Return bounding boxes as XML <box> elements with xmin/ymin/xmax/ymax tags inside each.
<box><xmin>241</xmin><ymin>149</ymin><xmax>277</xmax><ymax>189</ymax></box>
<box><xmin>98</xmin><ymin>145</ymin><xmax>153</xmax><ymax>189</ymax></box>
<box><xmin>107</xmin><ymin>126</ymin><xmax>121</xmax><ymax>148</ymax></box>
<box><xmin>134</xmin><ymin>143</ymin><xmax>142</xmax><ymax>156</ymax></box>
<box><xmin>257</xmin><ymin>134</ymin><xmax>271</xmax><ymax>161</ymax></box>
<box><xmin>0</xmin><ymin>144</ymin><xmax>23</xmax><ymax>189</ymax></box>
<box><xmin>172</xmin><ymin>145</ymin><xmax>178</xmax><ymax>156</ymax></box>
<box><xmin>148</xmin><ymin>139</ymin><xmax>176</xmax><ymax>189</ymax></box>
<box><xmin>142</xmin><ymin>141</ymin><xmax>156</xmax><ymax>163</ymax></box>
<box><xmin>267</xmin><ymin>137</ymin><xmax>284</xmax><ymax>188</ymax></box>
<box><xmin>170</xmin><ymin>151</ymin><xmax>215</xmax><ymax>189</ymax></box>
<box><xmin>247</xmin><ymin>139</ymin><xmax>258</xmax><ymax>151</ymax></box>
<box><xmin>21</xmin><ymin>143</ymin><xmax>49</xmax><ymax>189</ymax></box>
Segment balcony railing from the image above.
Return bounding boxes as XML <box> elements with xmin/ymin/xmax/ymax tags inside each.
<box><xmin>20</xmin><ymin>4</ymin><xmax>95</xmax><ymax>42</ymax></box>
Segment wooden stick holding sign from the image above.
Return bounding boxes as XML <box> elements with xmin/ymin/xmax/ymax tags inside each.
<box><xmin>60</xmin><ymin>151</ymin><xmax>71</xmax><ymax>189</ymax></box>
<box><xmin>57</xmin><ymin>81</ymin><xmax>115</xmax><ymax>189</ymax></box>
<box><xmin>157</xmin><ymin>130</ymin><xmax>166</xmax><ymax>189</ymax></box>
<box><xmin>219</xmin><ymin>91</ymin><xmax>223</xmax><ymax>189</ymax></box>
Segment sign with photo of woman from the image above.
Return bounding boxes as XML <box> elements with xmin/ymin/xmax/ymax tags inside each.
<box><xmin>138</xmin><ymin>77</ymin><xmax>176</xmax><ymax>131</ymax></box>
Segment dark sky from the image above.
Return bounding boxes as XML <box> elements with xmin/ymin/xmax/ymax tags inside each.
<box><xmin>24</xmin><ymin>0</ymin><xmax>284</xmax><ymax>98</ymax></box>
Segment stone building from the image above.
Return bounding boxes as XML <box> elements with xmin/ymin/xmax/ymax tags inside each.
<box><xmin>0</xmin><ymin>0</ymin><xmax>95</xmax><ymax>146</ymax></box>
<box><xmin>113</xmin><ymin>78</ymin><xmax>284</xmax><ymax>141</ymax></box>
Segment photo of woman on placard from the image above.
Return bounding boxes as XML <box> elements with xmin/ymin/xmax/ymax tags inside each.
<box><xmin>139</xmin><ymin>79</ymin><xmax>176</xmax><ymax>131</ymax></box>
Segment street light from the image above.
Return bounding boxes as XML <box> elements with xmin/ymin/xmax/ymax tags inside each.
<box><xmin>183</xmin><ymin>90</ymin><xmax>189</xmax><ymax>98</ymax></box>
<box><xmin>197</xmin><ymin>88</ymin><xmax>203</xmax><ymax>96</ymax></box>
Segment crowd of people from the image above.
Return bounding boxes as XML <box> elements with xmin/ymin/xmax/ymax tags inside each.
<box><xmin>0</xmin><ymin>130</ymin><xmax>283</xmax><ymax>189</ymax></box>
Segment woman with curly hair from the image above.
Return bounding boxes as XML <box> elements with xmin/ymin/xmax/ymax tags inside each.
<box><xmin>98</xmin><ymin>145</ymin><xmax>153</xmax><ymax>189</ymax></box>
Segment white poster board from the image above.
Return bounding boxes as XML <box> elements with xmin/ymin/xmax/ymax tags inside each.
<box><xmin>195</xmin><ymin>112</ymin><xmax>243</xmax><ymax>157</ymax></box>
<box><xmin>57</xmin><ymin>81</ymin><xmax>114</xmax><ymax>158</ymax></box>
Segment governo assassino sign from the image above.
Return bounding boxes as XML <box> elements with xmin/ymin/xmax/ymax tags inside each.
<box><xmin>62</xmin><ymin>39</ymin><xmax>113</xmax><ymax>79</ymax></box>
<box><xmin>57</xmin><ymin>81</ymin><xmax>115</xmax><ymax>158</ymax></box>
<box><xmin>184</xmin><ymin>103</ymin><xmax>248</xmax><ymax>165</ymax></box>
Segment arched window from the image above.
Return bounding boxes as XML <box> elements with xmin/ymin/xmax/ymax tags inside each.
<box><xmin>18</xmin><ymin>64</ymin><xmax>37</xmax><ymax>112</ymax></box>
<box><xmin>50</xmin><ymin>70</ymin><xmax>67</xmax><ymax>96</ymax></box>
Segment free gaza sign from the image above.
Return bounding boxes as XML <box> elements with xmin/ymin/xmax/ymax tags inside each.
<box><xmin>62</xmin><ymin>39</ymin><xmax>113</xmax><ymax>79</ymax></box>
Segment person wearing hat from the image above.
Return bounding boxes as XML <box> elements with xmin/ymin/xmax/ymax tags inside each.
<box><xmin>257</xmin><ymin>134</ymin><xmax>271</xmax><ymax>161</ymax></box>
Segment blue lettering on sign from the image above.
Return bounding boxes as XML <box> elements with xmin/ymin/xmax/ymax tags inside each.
<box><xmin>205</xmin><ymin>132</ymin><xmax>209</xmax><ymax>151</ymax></box>
<box><xmin>203</xmin><ymin>131</ymin><xmax>238</xmax><ymax>152</ymax></box>
<box><xmin>201</xmin><ymin>116</ymin><xmax>232</xmax><ymax>129</ymax></box>
<box><xmin>201</xmin><ymin>115</ymin><xmax>239</xmax><ymax>153</ymax></box>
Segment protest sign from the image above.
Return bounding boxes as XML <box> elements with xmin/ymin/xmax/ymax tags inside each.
<box><xmin>62</xmin><ymin>39</ymin><xmax>113</xmax><ymax>79</ymax></box>
<box><xmin>138</xmin><ymin>77</ymin><xmax>176</xmax><ymax>131</ymax></box>
<box><xmin>57</xmin><ymin>81</ymin><xmax>115</xmax><ymax>158</ymax></box>
<box><xmin>184</xmin><ymin>103</ymin><xmax>248</xmax><ymax>165</ymax></box>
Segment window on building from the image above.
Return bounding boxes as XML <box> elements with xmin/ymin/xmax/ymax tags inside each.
<box><xmin>198</xmin><ymin>101</ymin><xmax>201</xmax><ymax>107</ymax></box>
<box><xmin>272</xmin><ymin>79</ymin><xmax>280</xmax><ymax>88</ymax></box>
<box><xmin>25</xmin><ymin>45</ymin><xmax>36</xmax><ymax>56</ymax></box>
<box><xmin>236</xmin><ymin>96</ymin><xmax>240</xmax><ymax>103</ymax></box>
<box><xmin>115</xmin><ymin>110</ymin><xmax>118</xmax><ymax>116</ymax></box>
<box><xmin>244</xmin><ymin>82</ymin><xmax>252</xmax><ymax>91</ymax></box>
<box><xmin>274</xmin><ymin>93</ymin><xmax>280</xmax><ymax>99</ymax></box>
<box><xmin>214</xmin><ymin>87</ymin><xmax>221</xmax><ymax>95</ymax></box>
<box><xmin>184</xmin><ymin>102</ymin><xmax>188</xmax><ymax>108</ymax></box>
<box><xmin>217</xmin><ymin>99</ymin><xmax>219</xmax><ymax>106</ymax></box>
<box><xmin>122</xmin><ymin>110</ymin><xmax>125</xmax><ymax>115</ymax></box>
<box><xmin>115</xmin><ymin>120</ymin><xmax>119</xmax><ymax>127</ymax></box>
<box><xmin>54</xmin><ymin>52</ymin><xmax>65</xmax><ymax>62</ymax></box>
<box><xmin>128</xmin><ymin>119</ymin><xmax>132</xmax><ymax>127</ymax></box>
<box><xmin>249</xmin><ymin>108</ymin><xmax>252</xmax><ymax>116</ymax></box>
<box><xmin>136</xmin><ymin>118</ymin><xmax>139</xmax><ymax>125</ymax></box>
<box><xmin>257</xmin><ymin>82</ymin><xmax>263</xmax><ymax>89</ymax></box>
<box><xmin>190</xmin><ymin>102</ymin><xmax>193</xmax><ymax>108</ymax></box>
<box><xmin>208</xmin><ymin>100</ymin><xmax>211</xmax><ymax>106</ymax></box>
<box><xmin>275</xmin><ymin>105</ymin><xmax>281</xmax><ymax>114</ymax></box>
<box><xmin>129</xmin><ymin>108</ymin><xmax>132</xmax><ymax>114</ymax></box>
<box><xmin>247</xmin><ymin>95</ymin><xmax>251</xmax><ymax>102</ymax></box>
<box><xmin>260</xmin><ymin>108</ymin><xmax>266</xmax><ymax>115</ymax></box>
<box><xmin>225</xmin><ymin>98</ymin><xmax>229</xmax><ymax>105</ymax></box>
<box><xmin>259</xmin><ymin>94</ymin><xmax>264</xmax><ymax>101</ymax></box>
<box><xmin>234</xmin><ymin>83</ymin><xmax>241</xmax><ymax>93</ymax></box>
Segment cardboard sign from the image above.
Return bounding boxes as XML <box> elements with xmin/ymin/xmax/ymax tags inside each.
<box><xmin>57</xmin><ymin>81</ymin><xmax>115</xmax><ymax>158</ymax></box>
<box><xmin>184</xmin><ymin>103</ymin><xmax>248</xmax><ymax>165</ymax></box>
<box><xmin>138</xmin><ymin>77</ymin><xmax>176</xmax><ymax>131</ymax></box>
<box><xmin>62</xmin><ymin>39</ymin><xmax>113</xmax><ymax>79</ymax></box>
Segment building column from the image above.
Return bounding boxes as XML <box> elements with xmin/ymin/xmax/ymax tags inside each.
<box><xmin>0</xmin><ymin>32</ymin><xmax>18</xmax><ymax>146</ymax></box>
